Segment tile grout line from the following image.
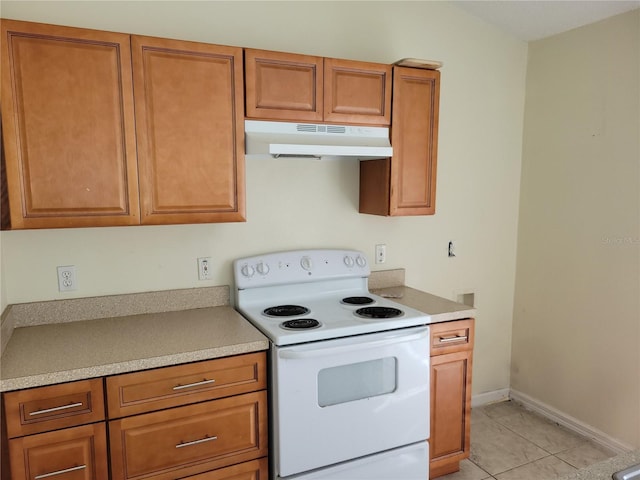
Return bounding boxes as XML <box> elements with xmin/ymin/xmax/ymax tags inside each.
<box><xmin>470</xmin><ymin>404</ymin><xmax>595</xmax><ymax>480</ymax></box>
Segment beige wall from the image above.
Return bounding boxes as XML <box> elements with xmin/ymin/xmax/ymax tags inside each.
<box><xmin>512</xmin><ymin>9</ymin><xmax>640</xmax><ymax>448</ymax></box>
<box><xmin>0</xmin><ymin>2</ymin><xmax>527</xmax><ymax>398</ymax></box>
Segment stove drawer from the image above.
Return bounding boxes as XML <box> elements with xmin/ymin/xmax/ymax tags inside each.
<box><xmin>109</xmin><ymin>391</ymin><xmax>268</xmax><ymax>480</ymax></box>
<box><xmin>430</xmin><ymin>319</ymin><xmax>474</xmax><ymax>355</ymax></box>
<box><xmin>106</xmin><ymin>352</ymin><xmax>266</xmax><ymax>418</ymax></box>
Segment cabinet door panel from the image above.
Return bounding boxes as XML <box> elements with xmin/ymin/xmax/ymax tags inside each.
<box><xmin>109</xmin><ymin>391</ymin><xmax>267</xmax><ymax>480</ymax></box>
<box><xmin>8</xmin><ymin>423</ymin><xmax>109</xmax><ymax>480</ymax></box>
<box><xmin>0</xmin><ymin>20</ymin><xmax>139</xmax><ymax>229</ymax></box>
<box><xmin>244</xmin><ymin>49</ymin><xmax>323</xmax><ymax>122</ymax></box>
<box><xmin>3</xmin><ymin>378</ymin><xmax>105</xmax><ymax>438</ymax></box>
<box><xmin>430</xmin><ymin>319</ymin><xmax>474</xmax><ymax>356</ymax></box>
<box><xmin>324</xmin><ymin>58</ymin><xmax>391</xmax><ymax>125</ymax></box>
<box><xmin>106</xmin><ymin>352</ymin><xmax>267</xmax><ymax>418</ymax></box>
<box><xmin>165</xmin><ymin>458</ymin><xmax>267</xmax><ymax>480</ymax></box>
<box><xmin>389</xmin><ymin>67</ymin><xmax>440</xmax><ymax>215</ymax></box>
<box><xmin>132</xmin><ymin>36</ymin><xmax>245</xmax><ymax>224</ymax></box>
<box><xmin>429</xmin><ymin>347</ymin><xmax>473</xmax><ymax>478</ymax></box>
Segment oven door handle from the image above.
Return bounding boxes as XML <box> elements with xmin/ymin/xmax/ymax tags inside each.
<box><xmin>278</xmin><ymin>328</ymin><xmax>430</xmax><ymax>359</ymax></box>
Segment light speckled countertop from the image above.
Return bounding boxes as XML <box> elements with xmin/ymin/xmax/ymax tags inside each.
<box><xmin>0</xmin><ymin>272</ymin><xmax>474</xmax><ymax>393</ymax></box>
<box><xmin>0</xmin><ymin>287</ymin><xmax>268</xmax><ymax>392</ymax></box>
<box><xmin>559</xmin><ymin>450</ymin><xmax>640</xmax><ymax>480</ymax></box>
<box><xmin>372</xmin><ymin>285</ymin><xmax>476</xmax><ymax>322</ymax></box>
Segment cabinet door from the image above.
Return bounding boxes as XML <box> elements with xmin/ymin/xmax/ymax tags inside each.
<box><xmin>8</xmin><ymin>423</ymin><xmax>109</xmax><ymax>480</ymax></box>
<box><xmin>244</xmin><ymin>49</ymin><xmax>323</xmax><ymax>122</ymax></box>
<box><xmin>389</xmin><ymin>66</ymin><xmax>440</xmax><ymax>215</ymax></box>
<box><xmin>0</xmin><ymin>20</ymin><xmax>139</xmax><ymax>229</ymax></box>
<box><xmin>132</xmin><ymin>36</ymin><xmax>245</xmax><ymax>224</ymax></box>
<box><xmin>324</xmin><ymin>58</ymin><xmax>391</xmax><ymax>126</ymax></box>
<box><xmin>359</xmin><ymin>66</ymin><xmax>440</xmax><ymax>216</ymax></box>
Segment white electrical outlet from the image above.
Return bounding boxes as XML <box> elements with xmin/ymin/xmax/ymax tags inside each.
<box><xmin>375</xmin><ymin>244</ymin><xmax>386</xmax><ymax>264</ymax></box>
<box><xmin>198</xmin><ymin>257</ymin><xmax>212</xmax><ymax>280</ymax></box>
<box><xmin>57</xmin><ymin>265</ymin><xmax>77</xmax><ymax>292</ymax></box>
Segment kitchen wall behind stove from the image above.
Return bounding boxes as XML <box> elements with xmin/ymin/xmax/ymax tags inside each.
<box><xmin>0</xmin><ymin>1</ymin><xmax>527</xmax><ymax>397</ymax></box>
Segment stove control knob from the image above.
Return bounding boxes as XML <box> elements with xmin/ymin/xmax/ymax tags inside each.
<box><xmin>300</xmin><ymin>256</ymin><xmax>313</xmax><ymax>271</ymax></box>
<box><xmin>343</xmin><ymin>255</ymin><xmax>355</xmax><ymax>268</ymax></box>
<box><xmin>256</xmin><ymin>262</ymin><xmax>270</xmax><ymax>276</ymax></box>
<box><xmin>241</xmin><ymin>264</ymin><xmax>255</xmax><ymax>278</ymax></box>
<box><xmin>356</xmin><ymin>255</ymin><xmax>367</xmax><ymax>268</ymax></box>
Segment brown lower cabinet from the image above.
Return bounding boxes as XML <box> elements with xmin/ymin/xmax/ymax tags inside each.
<box><xmin>109</xmin><ymin>391</ymin><xmax>268</xmax><ymax>480</ymax></box>
<box><xmin>8</xmin><ymin>423</ymin><xmax>108</xmax><ymax>480</ymax></box>
<box><xmin>2</xmin><ymin>352</ymin><xmax>268</xmax><ymax>480</ymax></box>
<box><xmin>429</xmin><ymin>318</ymin><xmax>475</xmax><ymax>479</ymax></box>
<box><xmin>184</xmin><ymin>458</ymin><xmax>268</xmax><ymax>480</ymax></box>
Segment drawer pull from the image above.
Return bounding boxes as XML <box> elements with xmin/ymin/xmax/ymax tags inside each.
<box><xmin>439</xmin><ymin>335</ymin><xmax>468</xmax><ymax>343</ymax></box>
<box><xmin>29</xmin><ymin>402</ymin><xmax>84</xmax><ymax>416</ymax></box>
<box><xmin>35</xmin><ymin>465</ymin><xmax>87</xmax><ymax>479</ymax></box>
<box><xmin>176</xmin><ymin>435</ymin><xmax>218</xmax><ymax>448</ymax></box>
<box><xmin>172</xmin><ymin>379</ymin><xmax>216</xmax><ymax>391</ymax></box>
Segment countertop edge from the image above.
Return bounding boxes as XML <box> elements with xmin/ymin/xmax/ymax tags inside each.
<box><xmin>0</xmin><ymin>339</ymin><xmax>269</xmax><ymax>392</ymax></box>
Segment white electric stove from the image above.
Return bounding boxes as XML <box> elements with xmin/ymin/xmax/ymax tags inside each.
<box><xmin>233</xmin><ymin>249</ymin><xmax>432</xmax><ymax>480</ymax></box>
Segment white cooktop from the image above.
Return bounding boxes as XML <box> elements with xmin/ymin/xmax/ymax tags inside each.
<box><xmin>233</xmin><ymin>249</ymin><xmax>431</xmax><ymax>346</ymax></box>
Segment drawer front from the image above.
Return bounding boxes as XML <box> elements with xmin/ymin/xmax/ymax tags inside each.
<box><xmin>8</xmin><ymin>423</ymin><xmax>109</xmax><ymax>480</ymax></box>
<box><xmin>430</xmin><ymin>319</ymin><xmax>474</xmax><ymax>356</ymax></box>
<box><xmin>3</xmin><ymin>379</ymin><xmax>105</xmax><ymax>438</ymax></box>
<box><xmin>172</xmin><ymin>458</ymin><xmax>267</xmax><ymax>480</ymax></box>
<box><xmin>106</xmin><ymin>352</ymin><xmax>267</xmax><ymax>418</ymax></box>
<box><xmin>109</xmin><ymin>391</ymin><xmax>268</xmax><ymax>480</ymax></box>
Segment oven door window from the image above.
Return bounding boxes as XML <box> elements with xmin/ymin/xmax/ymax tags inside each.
<box><xmin>317</xmin><ymin>357</ymin><xmax>397</xmax><ymax>407</ymax></box>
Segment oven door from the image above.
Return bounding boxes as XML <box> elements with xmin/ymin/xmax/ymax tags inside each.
<box><xmin>272</xmin><ymin>326</ymin><xmax>430</xmax><ymax>478</ymax></box>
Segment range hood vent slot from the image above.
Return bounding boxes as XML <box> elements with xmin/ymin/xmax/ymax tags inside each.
<box><xmin>245</xmin><ymin>120</ymin><xmax>392</xmax><ymax>160</ymax></box>
<box><xmin>295</xmin><ymin>124</ymin><xmax>347</xmax><ymax>134</ymax></box>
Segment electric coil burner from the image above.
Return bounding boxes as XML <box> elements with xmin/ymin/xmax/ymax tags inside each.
<box><xmin>263</xmin><ymin>305</ymin><xmax>310</xmax><ymax>317</ymax></box>
<box><xmin>280</xmin><ymin>319</ymin><xmax>321</xmax><ymax>330</ymax></box>
<box><xmin>341</xmin><ymin>296</ymin><xmax>375</xmax><ymax>305</ymax></box>
<box><xmin>355</xmin><ymin>306</ymin><xmax>404</xmax><ymax>319</ymax></box>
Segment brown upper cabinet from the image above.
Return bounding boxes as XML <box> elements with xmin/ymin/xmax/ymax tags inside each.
<box><xmin>132</xmin><ymin>35</ymin><xmax>245</xmax><ymax>225</ymax></box>
<box><xmin>0</xmin><ymin>20</ymin><xmax>140</xmax><ymax>229</ymax></box>
<box><xmin>244</xmin><ymin>49</ymin><xmax>392</xmax><ymax>126</ymax></box>
<box><xmin>0</xmin><ymin>20</ymin><xmax>245</xmax><ymax>229</ymax></box>
<box><xmin>359</xmin><ymin>66</ymin><xmax>440</xmax><ymax>216</ymax></box>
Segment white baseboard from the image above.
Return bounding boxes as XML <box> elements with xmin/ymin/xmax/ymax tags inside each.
<box><xmin>471</xmin><ymin>388</ymin><xmax>510</xmax><ymax>407</ymax></box>
<box><xmin>509</xmin><ymin>389</ymin><xmax>635</xmax><ymax>454</ymax></box>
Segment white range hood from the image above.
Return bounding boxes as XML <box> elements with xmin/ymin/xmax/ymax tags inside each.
<box><xmin>244</xmin><ymin>120</ymin><xmax>392</xmax><ymax>160</ymax></box>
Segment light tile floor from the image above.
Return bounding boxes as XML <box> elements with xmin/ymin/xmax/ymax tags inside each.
<box><xmin>434</xmin><ymin>400</ymin><xmax>618</xmax><ymax>480</ymax></box>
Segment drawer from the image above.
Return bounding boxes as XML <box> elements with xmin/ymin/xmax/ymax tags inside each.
<box><xmin>3</xmin><ymin>379</ymin><xmax>105</xmax><ymax>438</ymax></box>
<box><xmin>430</xmin><ymin>319</ymin><xmax>475</xmax><ymax>356</ymax></box>
<box><xmin>106</xmin><ymin>352</ymin><xmax>267</xmax><ymax>418</ymax></box>
<box><xmin>109</xmin><ymin>390</ymin><xmax>268</xmax><ymax>480</ymax></box>
<box><xmin>170</xmin><ymin>458</ymin><xmax>267</xmax><ymax>480</ymax></box>
<box><xmin>8</xmin><ymin>423</ymin><xmax>109</xmax><ymax>480</ymax></box>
